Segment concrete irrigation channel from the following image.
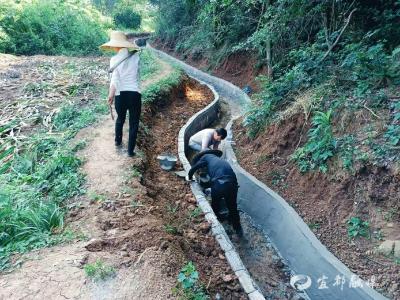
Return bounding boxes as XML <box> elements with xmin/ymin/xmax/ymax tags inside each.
<box><xmin>148</xmin><ymin>45</ymin><xmax>389</xmax><ymax>300</ymax></box>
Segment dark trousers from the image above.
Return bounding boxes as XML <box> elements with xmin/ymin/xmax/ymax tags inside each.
<box><xmin>114</xmin><ymin>91</ymin><xmax>141</xmax><ymax>155</ymax></box>
<box><xmin>211</xmin><ymin>181</ymin><xmax>241</xmax><ymax>231</ymax></box>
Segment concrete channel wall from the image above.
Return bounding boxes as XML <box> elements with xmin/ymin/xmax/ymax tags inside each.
<box><xmin>177</xmin><ymin>78</ymin><xmax>265</xmax><ymax>300</ymax></box>
<box><xmin>149</xmin><ymin>45</ymin><xmax>388</xmax><ymax>300</ymax></box>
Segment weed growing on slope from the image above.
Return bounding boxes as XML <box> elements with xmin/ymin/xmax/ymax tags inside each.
<box><xmin>347</xmin><ymin>217</ymin><xmax>370</xmax><ymax>239</ymax></box>
<box><xmin>173</xmin><ymin>261</ymin><xmax>209</xmax><ymax>300</ymax></box>
<box><xmin>292</xmin><ymin>110</ymin><xmax>335</xmax><ymax>173</ymax></box>
<box><xmin>84</xmin><ymin>260</ymin><xmax>116</xmax><ymax>281</ymax></box>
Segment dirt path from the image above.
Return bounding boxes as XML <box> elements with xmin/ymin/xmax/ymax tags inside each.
<box><xmin>0</xmin><ymin>57</ymin><xmax>245</xmax><ymax>300</ymax></box>
<box><xmin>0</xmin><ymin>57</ymin><xmax>176</xmax><ymax>300</ymax></box>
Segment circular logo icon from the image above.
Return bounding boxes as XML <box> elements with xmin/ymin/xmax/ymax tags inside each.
<box><xmin>290</xmin><ymin>274</ymin><xmax>312</xmax><ymax>291</ymax></box>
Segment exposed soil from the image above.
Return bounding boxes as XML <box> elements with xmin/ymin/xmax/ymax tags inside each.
<box><xmin>232</xmin><ymin>114</ymin><xmax>400</xmax><ymax>299</ymax></box>
<box><xmin>0</xmin><ymin>55</ymin><xmax>245</xmax><ymax>299</ymax></box>
<box><xmin>150</xmin><ymin>43</ymin><xmax>400</xmax><ymax>299</ymax></box>
<box><xmin>152</xmin><ymin>39</ymin><xmax>265</xmax><ymax>93</ymax></box>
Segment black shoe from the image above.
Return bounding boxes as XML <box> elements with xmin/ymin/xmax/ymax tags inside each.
<box><xmin>128</xmin><ymin>152</ymin><xmax>136</xmax><ymax>157</ymax></box>
<box><xmin>115</xmin><ymin>141</ymin><xmax>122</xmax><ymax>147</ymax></box>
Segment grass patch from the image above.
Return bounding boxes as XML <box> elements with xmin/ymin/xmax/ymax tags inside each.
<box><xmin>140</xmin><ymin>50</ymin><xmax>161</xmax><ymax>81</ymax></box>
<box><xmin>84</xmin><ymin>259</ymin><xmax>116</xmax><ymax>281</ymax></box>
<box><xmin>142</xmin><ymin>67</ymin><xmax>183</xmax><ymax>105</ymax></box>
<box><xmin>164</xmin><ymin>224</ymin><xmax>179</xmax><ymax>235</ymax></box>
<box><xmin>0</xmin><ymin>99</ymin><xmax>108</xmax><ymax>271</ymax></box>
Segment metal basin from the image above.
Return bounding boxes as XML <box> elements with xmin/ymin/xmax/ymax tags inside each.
<box><xmin>157</xmin><ymin>153</ymin><xmax>178</xmax><ymax>171</ymax></box>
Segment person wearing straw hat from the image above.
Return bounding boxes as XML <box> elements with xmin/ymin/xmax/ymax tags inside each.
<box><xmin>100</xmin><ymin>31</ymin><xmax>141</xmax><ymax>157</ymax></box>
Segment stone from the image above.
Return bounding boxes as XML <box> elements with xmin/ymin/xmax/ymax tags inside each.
<box><xmin>222</xmin><ymin>274</ymin><xmax>235</xmax><ymax>283</ymax></box>
<box><xmin>394</xmin><ymin>240</ymin><xmax>400</xmax><ymax>258</ymax></box>
<box><xmin>378</xmin><ymin>240</ymin><xmax>395</xmax><ymax>256</ymax></box>
<box><xmin>199</xmin><ymin>222</ymin><xmax>211</xmax><ymax>233</ymax></box>
<box><xmin>387</xmin><ymin>223</ymin><xmax>394</xmax><ymax>228</ymax></box>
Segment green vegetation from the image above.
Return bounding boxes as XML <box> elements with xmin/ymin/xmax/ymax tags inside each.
<box><xmin>84</xmin><ymin>259</ymin><xmax>116</xmax><ymax>281</ymax></box>
<box><xmin>292</xmin><ymin>111</ymin><xmax>335</xmax><ymax>173</ymax></box>
<box><xmin>347</xmin><ymin>217</ymin><xmax>370</xmax><ymax>239</ymax></box>
<box><xmin>113</xmin><ymin>5</ymin><xmax>142</xmax><ymax>30</ymax></box>
<box><xmin>153</xmin><ymin>0</ymin><xmax>400</xmax><ymax>173</ymax></box>
<box><xmin>0</xmin><ymin>0</ymin><xmax>110</xmax><ymax>55</ymax></box>
<box><xmin>164</xmin><ymin>224</ymin><xmax>179</xmax><ymax>235</ymax></box>
<box><xmin>173</xmin><ymin>261</ymin><xmax>209</xmax><ymax>300</ymax></box>
<box><xmin>140</xmin><ymin>50</ymin><xmax>162</xmax><ymax>81</ymax></box>
<box><xmin>91</xmin><ymin>0</ymin><xmax>156</xmax><ymax>31</ymax></box>
<box><xmin>142</xmin><ymin>68</ymin><xmax>183</xmax><ymax>104</ymax></box>
<box><xmin>308</xmin><ymin>222</ymin><xmax>321</xmax><ymax>231</ymax></box>
<box><xmin>0</xmin><ymin>100</ymin><xmax>108</xmax><ymax>271</ymax></box>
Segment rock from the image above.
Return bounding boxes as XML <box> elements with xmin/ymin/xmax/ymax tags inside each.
<box><xmin>159</xmin><ymin>241</ymin><xmax>168</xmax><ymax>250</ymax></box>
<box><xmin>223</xmin><ymin>274</ymin><xmax>234</xmax><ymax>283</ymax></box>
<box><xmin>378</xmin><ymin>240</ymin><xmax>395</xmax><ymax>256</ymax></box>
<box><xmin>186</xmin><ymin>230</ymin><xmax>197</xmax><ymax>240</ymax></box>
<box><xmin>219</xmin><ymin>254</ymin><xmax>225</xmax><ymax>260</ymax></box>
<box><xmin>85</xmin><ymin>238</ymin><xmax>107</xmax><ymax>252</ymax></box>
<box><xmin>387</xmin><ymin>223</ymin><xmax>394</xmax><ymax>228</ymax></box>
<box><xmin>394</xmin><ymin>240</ymin><xmax>400</xmax><ymax>258</ymax></box>
<box><xmin>121</xmin><ymin>251</ymin><xmax>129</xmax><ymax>257</ymax></box>
<box><xmin>199</xmin><ymin>222</ymin><xmax>211</xmax><ymax>233</ymax></box>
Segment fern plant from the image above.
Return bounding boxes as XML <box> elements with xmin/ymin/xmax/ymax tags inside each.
<box><xmin>292</xmin><ymin>110</ymin><xmax>336</xmax><ymax>173</ymax></box>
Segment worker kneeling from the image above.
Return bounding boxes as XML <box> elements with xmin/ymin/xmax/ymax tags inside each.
<box><xmin>187</xmin><ymin>150</ymin><xmax>242</xmax><ymax>236</ymax></box>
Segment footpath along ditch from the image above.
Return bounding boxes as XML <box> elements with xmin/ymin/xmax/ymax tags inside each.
<box><xmin>149</xmin><ymin>45</ymin><xmax>389</xmax><ymax>300</ymax></box>
<box><xmin>0</xmin><ymin>53</ymin><xmax>246</xmax><ymax>299</ymax></box>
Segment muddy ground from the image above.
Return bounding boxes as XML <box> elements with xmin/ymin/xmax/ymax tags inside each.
<box><xmin>0</xmin><ymin>54</ymin><xmax>245</xmax><ymax>299</ymax></box>
<box><xmin>232</xmin><ymin>114</ymin><xmax>400</xmax><ymax>299</ymax></box>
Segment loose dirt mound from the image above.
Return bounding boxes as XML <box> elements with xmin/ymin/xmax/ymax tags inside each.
<box><xmin>233</xmin><ymin>115</ymin><xmax>400</xmax><ymax>299</ymax></box>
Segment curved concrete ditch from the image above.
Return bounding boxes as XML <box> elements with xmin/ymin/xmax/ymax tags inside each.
<box><xmin>148</xmin><ymin>45</ymin><xmax>388</xmax><ymax>300</ymax></box>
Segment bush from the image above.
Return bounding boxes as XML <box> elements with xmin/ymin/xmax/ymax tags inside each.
<box><xmin>113</xmin><ymin>7</ymin><xmax>141</xmax><ymax>30</ymax></box>
<box><xmin>0</xmin><ymin>0</ymin><xmax>109</xmax><ymax>55</ymax></box>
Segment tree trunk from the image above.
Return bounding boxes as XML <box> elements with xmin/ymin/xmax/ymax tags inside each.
<box><xmin>266</xmin><ymin>0</ymin><xmax>272</xmax><ymax>78</ymax></box>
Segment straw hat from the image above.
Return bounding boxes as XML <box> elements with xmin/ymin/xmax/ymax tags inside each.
<box><xmin>100</xmin><ymin>31</ymin><xmax>139</xmax><ymax>51</ymax></box>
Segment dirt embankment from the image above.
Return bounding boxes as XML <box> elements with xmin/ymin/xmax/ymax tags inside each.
<box><xmin>152</xmin><ymin>39</ymin><xmax>264</xmax><ymax>93</ymax></box>
<box><xmin>0</xmin><ymin>60</ymin><xmax>245</xmax><ymax>298</ymax></box>
<box><xmin>150</xmin><ymin>42</ymin><xmax>399</xmax><ymax>299</ymax></box>
<box><xmin>232</xmin><ymin>114</ymin><xmax>400</xmax><ymax>299</ymax></box>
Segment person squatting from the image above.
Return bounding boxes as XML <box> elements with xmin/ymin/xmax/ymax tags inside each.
<box><xmin>187</xmin><ymin>127</ymin><xmax>242</xmax><ymax>236</ymax></box>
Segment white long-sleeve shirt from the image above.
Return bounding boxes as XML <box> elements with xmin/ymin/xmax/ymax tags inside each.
<box><xmin>189</xmin><ymin>128</ymin><xmax>220</xmax><ymax>150</ymax></box>
<box><xmin>110</xmin><ymin>48</ymin><xmax>140</xmax><ymax>96</ymax></box>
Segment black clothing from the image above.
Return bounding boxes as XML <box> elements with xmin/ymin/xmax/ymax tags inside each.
<box><xmin>188</xmin><ymin>154</ymin><xmax>237</xmax><ymax>183</ymax></box>
<box><xmin>188</xmin><ymin>154</ymin><xmax>241</xmax><ymax>231</ymax></box>
<box><xmin>211</xmin><ymin>180</ymin><xmax>240</xmax><ymax>230</ymax></box>
<box><xmin>114</xmin><ymin>91</ymin><xmax>141</xmax><ymax>155</ymax></box>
